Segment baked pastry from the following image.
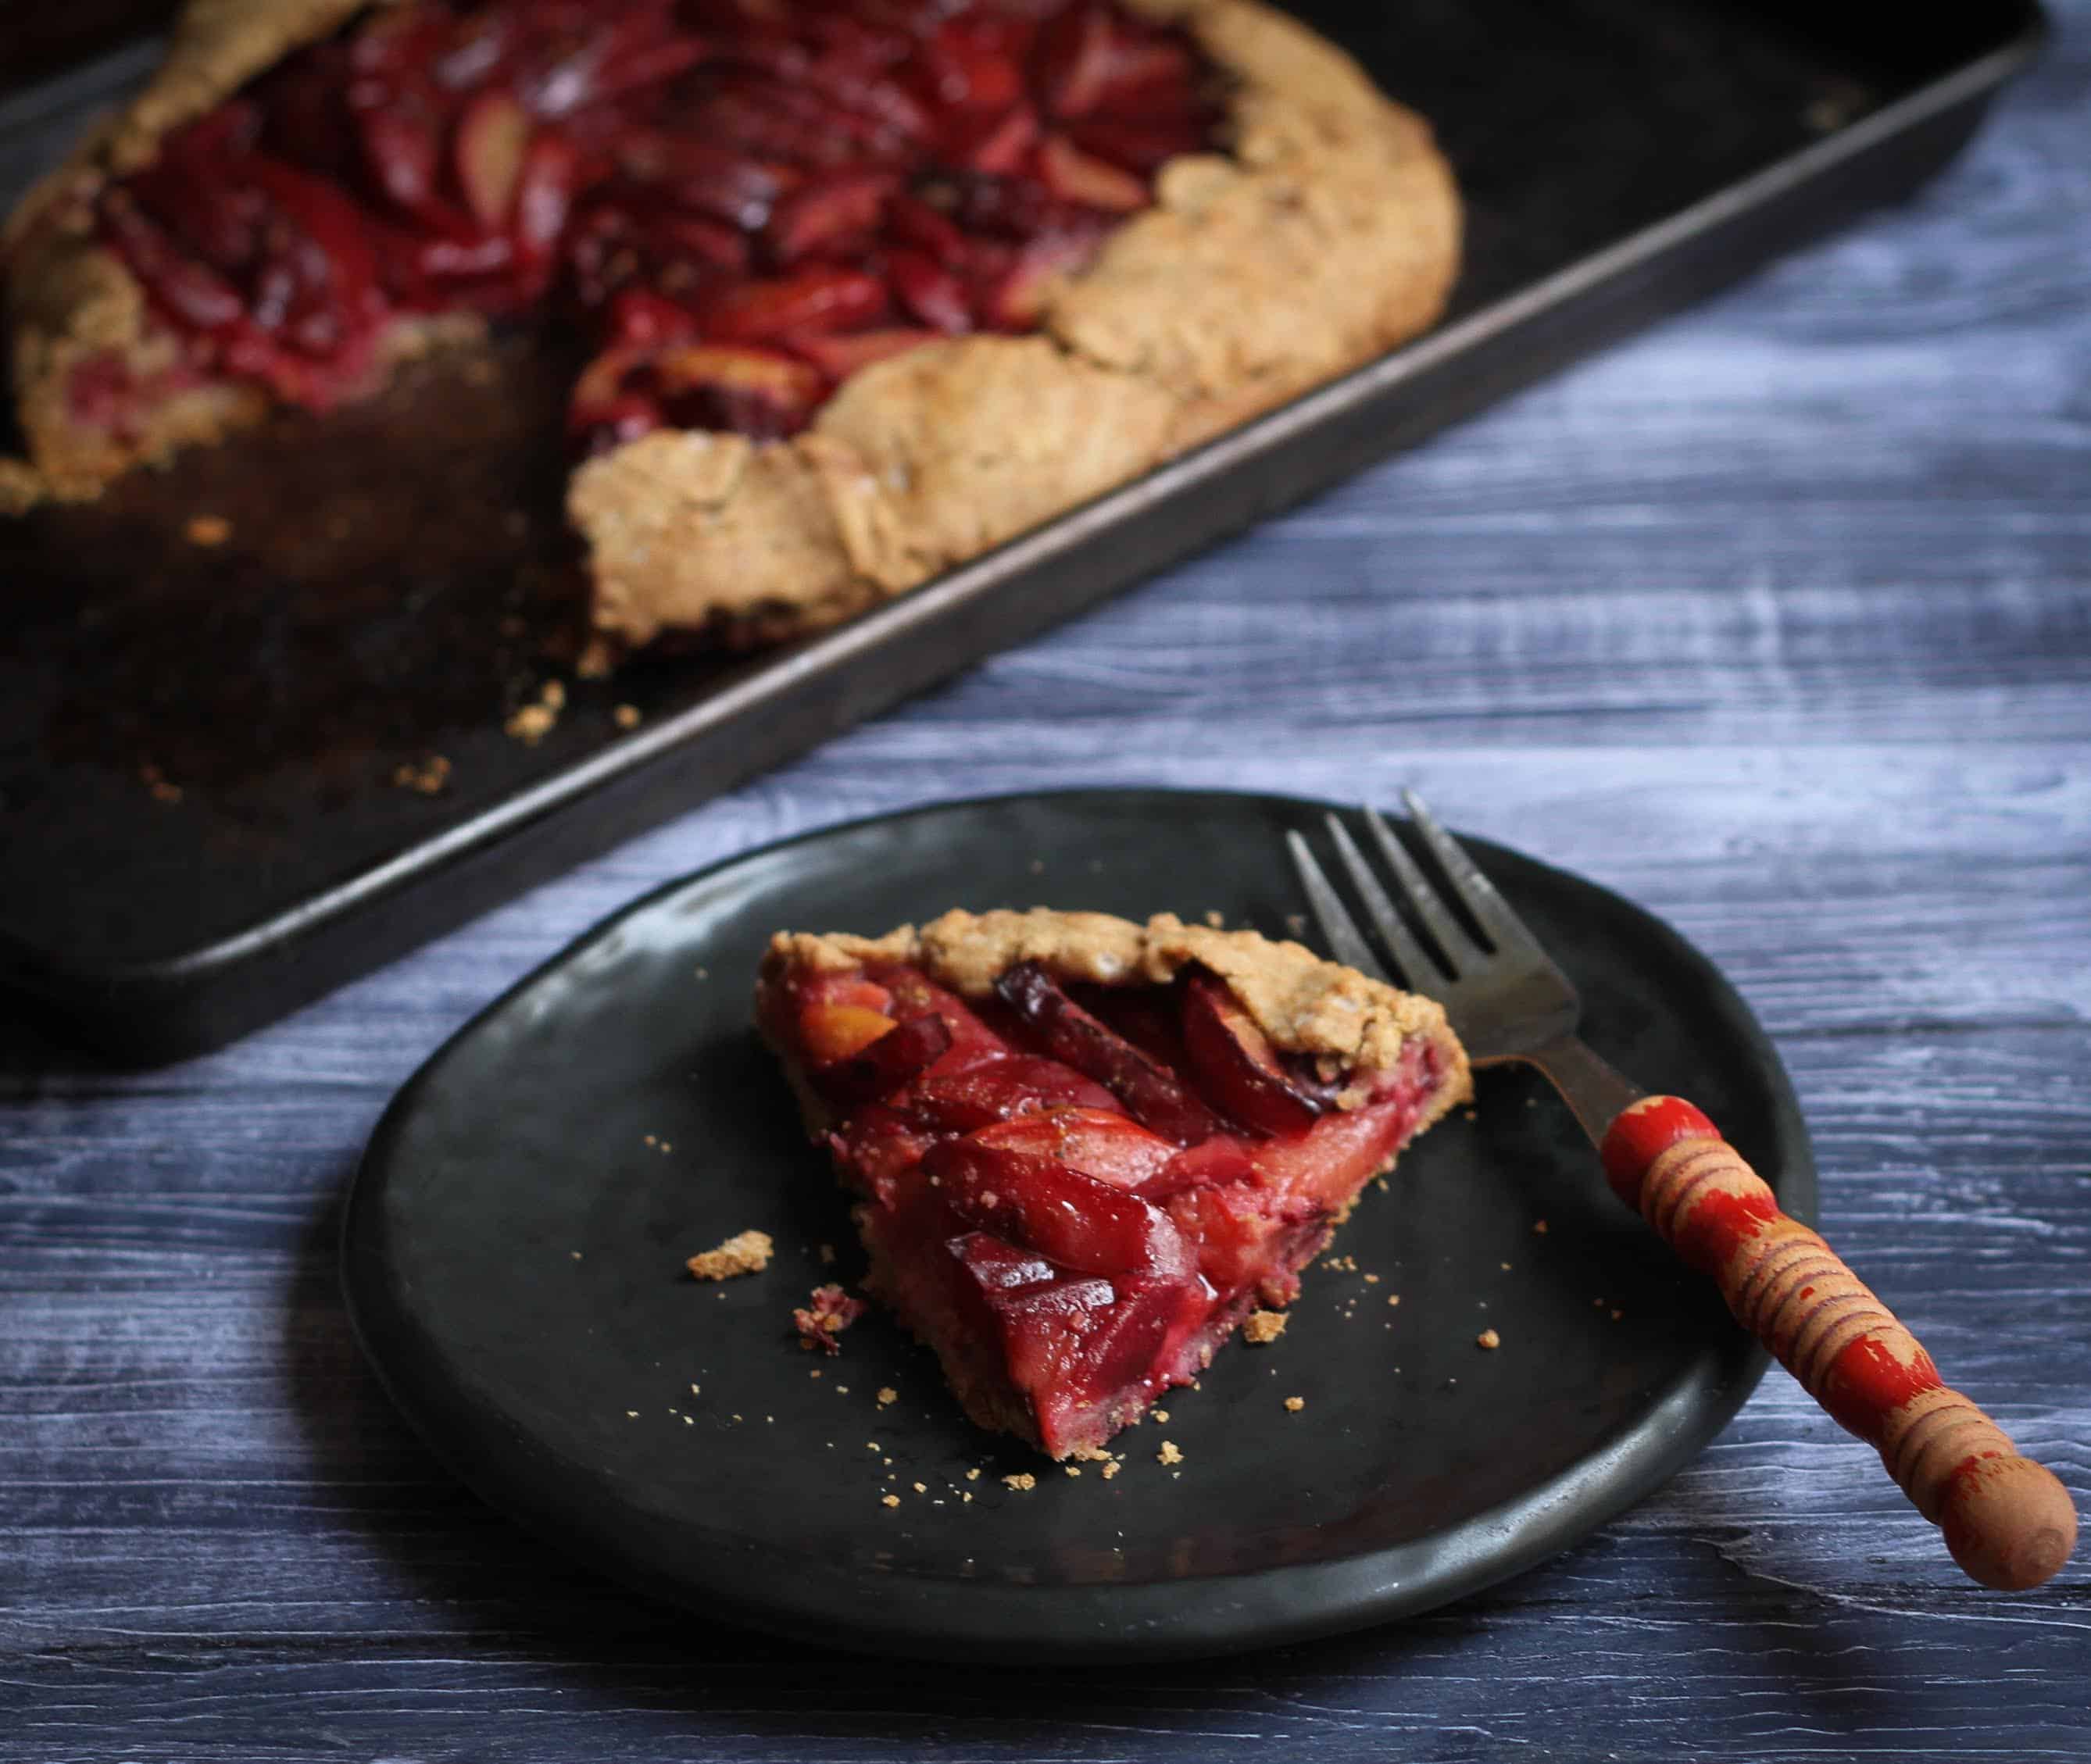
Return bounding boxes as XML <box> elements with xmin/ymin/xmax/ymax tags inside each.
<box><xmin>757</xmin><ymin>909</ymin><xmax>1471</xmax><ymax>1458</ymax></box>
<box><xmin>2</xmin><ymin>0</ymin><xmax>1460</xmax><ymax>654</ymax></box>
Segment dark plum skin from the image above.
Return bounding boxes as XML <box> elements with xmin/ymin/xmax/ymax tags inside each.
<box><xmin>95</xmin><ymin>0</ymin><xmax>1221</xmax><ymax>446</ymax></box>
<box><xmin>993</xmin><ymin>961</ymin><xmax>1224</xmax><ymax>1144</ymax></box>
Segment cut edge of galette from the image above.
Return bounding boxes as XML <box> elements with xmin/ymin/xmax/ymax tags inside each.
<box><xmin>757</xmin><ymin>908</ymin><xmax>1471</xmax><ymax>1460</ymax></box>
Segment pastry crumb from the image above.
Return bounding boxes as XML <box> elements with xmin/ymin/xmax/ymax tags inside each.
<box><xmin>505</xmin><ymin>679</ymin><xmax>567</xmax><ymax>745</ymax></box>
<box><xmin>965</xmin><ymin>1467</ymin><xmax>981</xmax><ymax>1481</ymax></box>
<box><xmin>392</xmin><ymin>754</ymin><xmax>452</xmax><ymax>795</ymax></box>
<box><xmin>1611</xmin><ymin>1309</ymin><xmax>1625</xmax><ymax>1322</ymax></box>
<box><xmin>686</xmin><ymin>1229</ymin><xmax>774</xmax><ymax>1281</ymax></box>
<box><xmin>1242</xmin><ymin>1309</ymin><xmax>1289</xmax><ymax>1344</ymax></box>
<box><xmin>1156</xmin><ymin>1440</ymin><xmax>1183</xmax><ymax>1466</ymax></box>
<box><xmin>1284</xmin><ymin>1395</ymin><xmax>1305</xmax><ymax>1412</ymax></box>
<box><xmin>1100</xmin><ymin>1459</ymin><xmax>1120</xmax><ymax>1480</ymax></box>
<box><xmin>882</xmin><ymin>1494</ymin><xmax>900</xmax><ymax>1508</ymax></box>
<box><xmin>792</xmin><ymin>1283</ymin><xmax>867</xmax><ymax>1353</ymax></box>
<box><xmin>1070</xmin><ymin>1444</ymin><xmax>1111</xmax><ymax>1462</ymax></box>
<box><xmin>913</xmin><ymin>1481</ymin><xmax>927</xmax><ymax>1494</ymax></box>
<box><xmin>1477</xmin><ymin>1328</ymin><xmax>1501</xmax><ymax>1350</ymax></box>
<box><xmin>817</xmin><ymin>1242</ymin><xmax>836</xmax><ymax>1265</ymax></box>
<box><xmin>613</xmin><ymin>702</ymin><xmax>642</xmax><ymax>730</ymax></box>
<box><xmin>1003</xmin><ymin>1473</ymin><xmax>1037</xmax><ymax>1491</ymax></box>
<box><xmin>1064</xmin><ymin>1465</ymin><xmax>1081</xmax><ymax>1477</ymax></box>
<box><xmin>1387</xmin><ymin>1294</ymin><xmax>1401</xmax><ymax>1307</ymax></box>
<box><xmin>1152</xmin><ymin>1409</ymin><xmax>1169</xmax><ymax>1424</ymax></box>
<box><xmin>1203</xmin><ymin>909</ymin><xmax>1224</xmax><ymax>928</ymax></box>
<box><xmin>506</xmin><ymin>703</ymin><xmax>556</xmax><ymax>744</ymax></box>
<box><xmin>1499</xmin><ymin>1261</ymin><xmax>1512</xmax><ymax>1271</ymax></box>
<box><xmin>1362</xmin><ymin>1272</ymin><xmax>1380</xmax><ymax>1285</ymax></box>
<box><xmin>184</xmin><ymin>513</ymin><xmax>231</xmax><ymax>546</ymax></box>
<box><xmin>1533</xmin><ymin>1218</ymin><xmax>1549</xmax><ymax>1234</ymax></box>
<box><xmin>876</xmin><ymin>1386</ymin><xmax>897</xmax><ymax>1407</ymax></box>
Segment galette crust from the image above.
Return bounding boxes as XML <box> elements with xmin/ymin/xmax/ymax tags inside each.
<box><xmin>3</xmin><ymin>0</ymin><xmax>1460</xmax><ymax>650</ymax></box>
<box><xmin>762</xmin><ymin>907</ymin><xmax>1473</xmax><ymax>1098</ymax></box>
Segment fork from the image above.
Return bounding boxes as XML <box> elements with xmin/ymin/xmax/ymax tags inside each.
<box><xmin>1288</xmin><ymin>791</ymin><xmax>2075</xmax><ymax>1592</ymax></box>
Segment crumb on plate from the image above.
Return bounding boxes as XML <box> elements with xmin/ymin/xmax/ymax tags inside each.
<box><xmin>792</xmin><ymin>1282</ymin><xmax>867</xmax><ymax>1354</ymax></box>
<box><xmin>686</xmin><ymin>1230</ymin><xmax>773</xmax><ymax>1281</ymax></box>
<box><xmin>1242</xmin><ymin>1309</ymin><xmax>1289</xmax><ymax>1344</ymax></box>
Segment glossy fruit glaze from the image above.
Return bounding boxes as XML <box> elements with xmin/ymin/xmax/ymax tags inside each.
<box><xmin>91</xmin><ymin>0</ymin><xmax>1224</xmax><ymax>449</ymax></box>
<box><xmin>761</xmin><ymin>956</ymin><xmax>1449</xmax><ymax>1458</ymax></box>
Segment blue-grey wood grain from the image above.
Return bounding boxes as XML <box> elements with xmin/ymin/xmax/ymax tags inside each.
<box><xmin>3</xmin><ymin>5</ymin><xmax>2089</xmax><ymax>1759</ymax></box>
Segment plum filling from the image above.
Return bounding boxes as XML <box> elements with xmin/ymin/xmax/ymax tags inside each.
<box><xmin>763</xmin><ymin>959</ymin><xmax>1453</xmax><ymax>1459</ymax></box>
<box><xmin>90</xmin><ymin>0</ymin><xmax>1227</xmax><ymax>448</ymax></box>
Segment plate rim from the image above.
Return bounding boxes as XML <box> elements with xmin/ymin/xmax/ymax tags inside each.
<box><xmin>341</xmin><ymin>784</ymin><xmax>1817</xmax><ymax>1662</ymax></box>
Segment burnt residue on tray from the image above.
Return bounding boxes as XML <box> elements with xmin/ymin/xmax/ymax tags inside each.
<box><xmin>0</xmin><ymin>328</ymin><xmax>736</xmax><ymax>969</ymax></box>
<box><xmin>23</xmin><ymin>334</ymin><xmax>591</xmax><ymax>800</ymax></box>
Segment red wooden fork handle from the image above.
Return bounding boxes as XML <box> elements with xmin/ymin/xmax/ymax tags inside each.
<box><xmin>1600</xmin><ymin>1095</ymin><xmax>2076</xmax><ymax>1592</ymax></box>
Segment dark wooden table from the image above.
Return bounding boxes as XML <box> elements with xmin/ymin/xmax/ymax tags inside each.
<box><xmin>6</xmin><ymin>6</ymin><xmax>2089</xmax><ymax>1759</ymax></box>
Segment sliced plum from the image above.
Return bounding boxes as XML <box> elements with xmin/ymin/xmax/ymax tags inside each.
<box><xmin>1178</xmin><ymin>969</ymin><xmax>1328</xmax><ymax>1137</ymax></box>
<box><xmin>810</xmin><ymin>1011</ymin><xmax>953</xmax><ymax>1112</ymax></box>
<box><xmin>1138</xmin><ymin>1133</ymin><xmax>1258</xmax><ymax>1202</ymax></box>
<box><xmin>923</xmin><ymin>1136</ymin><xmax>1192</xmax><ymax>1278</ymax></box>
<box><xmin>966</xmin><ymin>1107</ymin><xmax>1179</xmax><ymax>1190</ymax></box>
<box><xmin>947</xmin><ymin>1230</ymin><xmax>1058</xmax><ymax>1298</ymax></box>
<box><xmin>905</xmin><ymin>1055</ymin><xmax>1121</xmax><ymax>1134</ymax></box>
<box><xmin>993</xmin><ymin>961</ymin><xmax>1222</xmax><ymax>1145</ymax></box>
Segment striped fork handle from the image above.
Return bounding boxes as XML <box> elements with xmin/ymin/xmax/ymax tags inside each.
<box><xmin>1601</xmin><ymin>1096</ymin><xmax>2076</xmax><ymax>1591</ymax></box>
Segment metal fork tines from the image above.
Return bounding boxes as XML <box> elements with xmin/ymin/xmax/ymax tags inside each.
<box><xmin>1286</xmin><ymin>791</ymin><xmax>1639</xmax><ymax>1143</ymax></box>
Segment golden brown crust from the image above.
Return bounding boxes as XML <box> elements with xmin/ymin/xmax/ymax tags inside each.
<box><xmin>570</xmin><ymin>430</ymin><xmax>920</xmax><ymax>648</ymax></box>
<box><xmin>3</xmin><ymin>222</ymin><xmax>272</xmax><ymax>505</ymax></box>
<box><xmin>813</xmin><ymin>336</ymin><xmax>1180</xmax><ymax>573</ymax></box>
<box><xmin>761</xmin><ymin>906</ymin><xmax>1472</xmax><ymax>1097</ymax></box>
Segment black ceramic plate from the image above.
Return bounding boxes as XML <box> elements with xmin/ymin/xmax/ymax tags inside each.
<box><xmin>342</xmin><ymin>789</ymin><xmax>1814</xmax><ymax>1662</ymax></box>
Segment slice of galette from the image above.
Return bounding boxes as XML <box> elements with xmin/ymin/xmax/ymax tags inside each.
<box><xmin>757</xmin><ymin>909</ymin><xmax>1471</xmax><ymax>1459</ymax></box>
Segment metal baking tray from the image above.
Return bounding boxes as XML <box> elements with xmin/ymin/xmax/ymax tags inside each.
<box><xmin>0</xmin><ymin>0</ymin><xmax>2046</xmax><ymax>1062</ymax></box>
